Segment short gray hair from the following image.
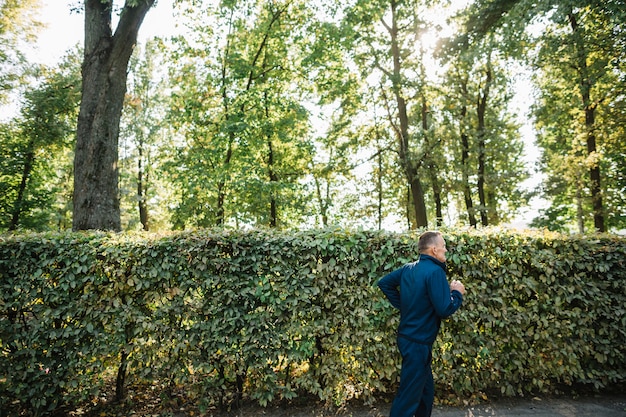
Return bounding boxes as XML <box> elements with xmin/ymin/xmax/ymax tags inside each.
<box><xmin>418</xmin><ymin>231</ymin><xmax>442</xmax><ymax>253</ymax></box>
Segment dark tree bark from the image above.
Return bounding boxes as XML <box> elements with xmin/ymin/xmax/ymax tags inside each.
<box><xmin>386</xmin><ymin>0</ymin><xmax>427</xmax><ymax>228</ymax></box>
<box><xmin>476</xmin><ymin>57</ymin><xmax>492</xmax><ymax>227</ymax></box>
<box><xmin>264</xmin><ymin>91</ymin><xmax>279</xmax><ymax>228</ymax></box>
<box><xmin>421</xmin><ymin>96</ymin><xmax>443</xmax><ymax>227</ymax></box>
<box><xmin>568</xmin><ymin>11</ymin><xmax>605</xmax><ymax>232</ymax></box>
<box><xmin>8</xmin><ymin>143</ymin><xmax>34</xmax><ymax>231</ymax></box>
<box><xmin>137</xmin><ymin>138</ymin><xmax>149</xmax><ymax>231</ymax></box>
<box><xmin>459</xmin><ymin>79</ymin><xmax>477</xmax><ymax>227</ymax></box>
<box><xmin>73</xmin><ymin>0</ymin><xmax>155</xmax><ymax>231</ymax></box>
<box><xmin>213</xmin><ymin>6</ymin><xmax>284</xmax><ymax>227</ymax></box>
<box><xmin>216</xmin><ymin>32</ymin><xmax>235</xmax><ymax>227</ymax></box>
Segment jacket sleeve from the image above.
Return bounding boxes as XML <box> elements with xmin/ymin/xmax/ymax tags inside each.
<box><xmin>428</xmin><ymin>270</ymin><xmax>463</xmax><ymax>318</ymax></box>
<box><xmin>377</xmin><ymin>267</ymin><xmax>403</xmax><ymax>310</ymax></box>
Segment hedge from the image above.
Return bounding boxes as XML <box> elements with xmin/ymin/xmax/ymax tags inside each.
<box><xmin>1</xmin><ymin>228</ymin><xmax>625</xmax><ymax>416</ymax></box>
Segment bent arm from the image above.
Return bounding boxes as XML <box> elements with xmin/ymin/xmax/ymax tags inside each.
<box><xmin>377</xmin><ymin>267</ymin><xmax>403</xmax><ymax>309</ymax></box>
<box><xmin>429</xmin><ymin>271</ymin><xmax>463</xmax><ymax>318</ymax></box>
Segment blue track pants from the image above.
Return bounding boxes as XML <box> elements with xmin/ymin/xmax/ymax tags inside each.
<box><xmin>389</xmin><ymin>336</ymin><xmax>434</xmax><ymax>417</ymax></box>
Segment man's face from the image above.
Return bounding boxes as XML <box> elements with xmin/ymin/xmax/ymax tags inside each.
<box><xmin>431</xmin><ymin>235</ymin><xmax>447</xmax><ymax>263</ymax></box>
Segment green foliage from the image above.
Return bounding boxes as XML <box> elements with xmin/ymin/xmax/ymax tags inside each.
<box><xmin>531</xmin><ymin>2</ymin><xmax>626</xmax><ymax>231</ymax></box>
<box><xmin>1</xmin><ymin>228</ymin><xmax>624</xmax><ymax>415</ymax></box>
<box><xmin>440</xmin><ymin>231</ymin><xmax>626</xmax><ymax>398</ymax></box>
<box><xmin>164</xmin><ymin>0</ymin><xmax>316</xmax><ymax>229</ymax></box>
<box><xmin>438</xmin><ymin>32</ymin><xmax>530</xmax><ymax>227</ymax></box>
<box><xmin>461</xmin><ymin>0</ymin><xmax>626</xmax><ymax>232</ymax></box>
<box><xmin>0</xmin><ymin>0</ymin><xmax>43</xmax><ymax>102</ymax></box>
<box><xmin>0</xmin><ymin>53</ymin><xmax>81</xmax><ymax>232</ymax></box>
<box><xmin>120</xmin><ymin>39</ymin><xmax>173</xmax><ymax>231</ymax></box>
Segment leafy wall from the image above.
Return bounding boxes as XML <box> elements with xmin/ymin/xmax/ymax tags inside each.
<box><xmin>1</xmin><ymin>228</ymin><xmax>625</xmax><ymax>415</ymax></box>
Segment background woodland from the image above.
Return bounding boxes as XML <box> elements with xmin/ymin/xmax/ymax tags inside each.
<box><xmin>1</xmin><ymin>0</ymin><xmax>624</xmax><ymax>234</ymax></box>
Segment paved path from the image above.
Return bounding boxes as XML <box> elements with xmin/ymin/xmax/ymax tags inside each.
<box><xmin>356</xmin><ymin>396</ymin><xmax>626</xmax><ymax>417</ymax></box>
<box><xmin>231</xmin><ymin>394</ymin><xmax>626</xmax><ymax>416</ymax></box>
<box><xmin>429</xmin><ymin>395</ymin><xmax>626</xmax><ymax>417</ymax></box>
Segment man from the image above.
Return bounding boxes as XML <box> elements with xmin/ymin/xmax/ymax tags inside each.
<box><xmin>377</xmin><ymin>231</ymin><xmax>466</xmax><ymax>417</ymax></box>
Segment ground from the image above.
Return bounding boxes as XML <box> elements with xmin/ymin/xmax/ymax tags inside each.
<box><xmin>68</xmin><ymin>384</ymin><xmax>626</xmax><ymax>417</ymax></box>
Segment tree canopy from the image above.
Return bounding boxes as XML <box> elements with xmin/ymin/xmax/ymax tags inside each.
<box><xmin>1</xmin><ymin>0</ymin><xmax>624</xmax><ymax>233</ymax></box>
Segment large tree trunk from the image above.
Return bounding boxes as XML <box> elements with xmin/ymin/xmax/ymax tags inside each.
<box><xmin>73</xmin><ymin>0</ymin><xmax>155</xmax><ymax>231</ymax></box>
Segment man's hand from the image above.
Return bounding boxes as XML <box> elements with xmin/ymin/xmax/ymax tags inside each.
<box><xmin>450</xmin><ymin>279</ymin><xmax>466</xmax><ymax>295</ymax></box>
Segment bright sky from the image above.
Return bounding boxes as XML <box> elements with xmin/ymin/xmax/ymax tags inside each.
<box><xmin>30</xmin><ymin>0</ymin><xmax>180</xmax><ymax>66</ymax></box>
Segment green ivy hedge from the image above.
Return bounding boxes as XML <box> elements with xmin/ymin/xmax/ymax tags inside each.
<box><xmin>1</xmin><ymin>228</ymin><xmax>625</xmax><ymax>416</ymax></box>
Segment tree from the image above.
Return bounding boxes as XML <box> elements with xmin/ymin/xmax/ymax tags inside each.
<box><xmin>9</xmin><ymin>0</ymin><xmax>622</xmax><ymax>233</ymax></box>
<box><xmin>120</xmin><ymin>39</ymin><xmax>170</xmax><ymax>231</ymax></box>
<box><xmin>414</xmin><ymin>39</ymin><xmax>444</xmax><ymax>227</ymax></box>
<box><xmin>438</xmin><ymin>7</ymin><xmax>530</xmax><ymax>228</ymax></box>
<box><xmin>527</xmin><ymin>2</ymin><xmax>625</xmax><ymax>232</ymax></box>
<box><xmin>73</xmin><ymin>0</ymin><xmax>156</xmax><ymax>231</ymax></box>
<box><xmin>166</xmin><ymin>0</ymin><xmax>315</xmax><ymax>230</ymax></box>
<box><xmin>344</xmin><ymin>0</ymin><xmax>432</xmax><ymax>228</ymax></box>
<box><xmin>460</xmin><ymin>0</ymin><xmax>626</xmax><ymax>232</ymax></box>
<box><xmin>0</xmin><ymin>54</ymin><xmax>81</xmax><ymax>231</ymax></box>
<box><xmin>238</xmin><ymin>0</ymin><xmax>314</xmax><ymax>228</ymax></box>
<box><xmin>0</xmin><ymin>0</ymin><xmax>42</xmax><ymax>103</ymax></box>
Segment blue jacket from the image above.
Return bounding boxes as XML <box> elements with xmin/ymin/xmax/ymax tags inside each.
<box><xmin>377</xmin><ymin>254</ymin><xmax>463</xmax><ymax>345</ymax></box>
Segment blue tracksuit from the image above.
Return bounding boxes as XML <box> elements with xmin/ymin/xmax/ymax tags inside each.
<box><xmin>378</xmin><ymin>254</ymin><xmax>463</xmax><ymax>417</ymax></box>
